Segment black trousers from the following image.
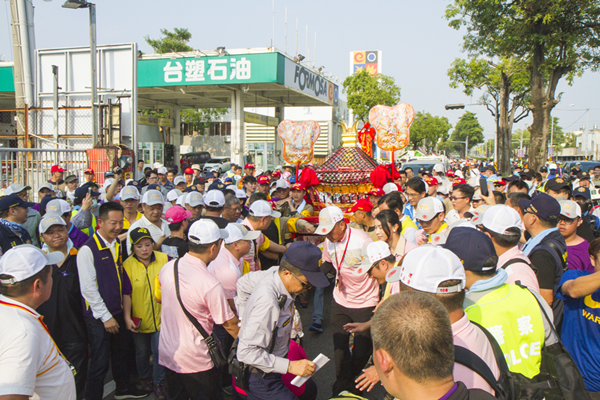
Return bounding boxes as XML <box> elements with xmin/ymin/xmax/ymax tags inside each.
<box><xmin>61</xmin><ymin>341</ymin><xmax>88</xmax><ymax>400</ymax></box>
<box><xmin>165</xmin><ymin>367</ymin><xmax>222</xmax><ymax>400</ymax></box>
<box><xmin>330</xmin><ymin>299</ymin><xmax>375</xmax><ymax>397</ymax></box>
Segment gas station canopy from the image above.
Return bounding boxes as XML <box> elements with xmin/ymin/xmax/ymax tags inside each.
<box><xmin>137</xmin><ymin>48</ymin><xmax>339</xmax><ymax>110</ymax></box>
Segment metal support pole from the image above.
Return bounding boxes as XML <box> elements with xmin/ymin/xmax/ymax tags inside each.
<box><xmin>89</xmin><ymin>3</ymin><xmax>98</xmax><ymax>147</ymax></box>
<box><xmin>52</xmin><ymin>65</ymin><xmax>59</xmax><ymax>148</ymax></box>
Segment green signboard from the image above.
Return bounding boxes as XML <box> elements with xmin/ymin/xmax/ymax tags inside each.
<box><xmin>0</xmin><ymin>66</ymin><xmax>15</xmax><ymax>92</ymax></box>
<box><xmin>138</xmin><ymin>52</ymin><xmax>283</xmax><ymax>87</ymax></box>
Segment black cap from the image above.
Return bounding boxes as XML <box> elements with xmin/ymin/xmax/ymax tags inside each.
<box><xmin>283</xmin><ymin>242</ymin><xmax>329</xmax><ymax>288</ymax></box>
<box><xmin>39</xmin><ymin>195</ymin><xmax>58</xmax><ymax>215</ymax></box>
<box><xmin>207</xmin><ymin>180</ymin><xmax>225</xmax><ymax>192</ymax></box>
<box><xmin>104</xmin><ymin>171</ymin><xmax>115</xmax><ymax>178</ymax></box>
<box><xmin>442</xmin><ymin>227</ymin><xmax>498</xmax><ymax>272</ymax></box>
<box><xmin>540</xmin><ymin>166</ymin><xmax>548</xmax><ymax>173</ymax></box>
<box><xmin>518</xmin><ymin>192</ymin><xmax>561</xmax><ymax>222</ymax></box>
<box><xmin>193</xmin><ymin>177</ymin><xmax>206</xmax><ymax>185</ymax></box>
<box><xmin>577</xmin><ymin>171</ymin><xmax>591</xmax><ymax>181</ymax></box>
<box><xmin>127</xmin><ymin>180</ymin><xmax>142</xmax><ymax>190</ymax></box>
<box><xmin>0</xmin><ymin>194</ymin><xmax>36</xmax><ymax>211</ymax></box>
<box><xmin>520</xmin><ymin>169</ymin><xmax>534</xmax><ymax>179</ymax></box>
<box><xmin>573</xmin><ymin>186</ymin><xmax>591</xmax><ymax>200</ymax></box>
<box><xmin>129</xmin><ymin>227</ymin><xmax>154</xmax><ymax>245</ymax></box>
<box><xmin>484</xmin><ymin>166</ymin><xmax>496</xmax><ymax>172</ymax></box>
<box><xmin>146</xmin><ymin>183</ymin><xmax>161</xmax><ymax>191</ymax></box>
<box><xmin>205</xmin><ymin>172</ymin><xmax>217</xmax><ymax>179</ymax></box>
<box><xmin>545</xmin><ymin>177</ymin><xmax>571</xmax><ymax>193</ymax></box>
<box><xmin>184</xmin><ymin>185</ymin><xmax>199</xmax><ymax>193</ymax></box>
<box><xmin>504</xmin><ymin>175</ymin><xmax>520</xmax><ymax>182</ymax></box>
<box><xmin>418</xmin><ymin>167</ymin><xmax>427</xmax><ymax>173</ymax></box>
<box><xmin>74</xmin><ymin>186</ymin><xmax>100</xmax><ymax>199</ymax></box>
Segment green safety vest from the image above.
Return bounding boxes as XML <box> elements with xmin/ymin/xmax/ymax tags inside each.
<box><xmin>72</xmin><ymin>207</ymin><xmax>97</xmax><ymax>238</ymax></box>
<box><xmin>465</xmin><ymin>283</ymin><xmax>545</xmax><ymax>379</ymax></box>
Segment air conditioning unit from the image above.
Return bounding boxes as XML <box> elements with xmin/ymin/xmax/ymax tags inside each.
<box><xmin>224</xmin><ymin>136</ymin><xmax>231</xmax><ymax>143</ymax></box>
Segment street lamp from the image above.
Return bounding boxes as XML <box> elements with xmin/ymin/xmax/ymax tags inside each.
<box><xmin>62</xmin><ymin>0</ymin><xmax>98</xmax><ymax>147</ymax></box>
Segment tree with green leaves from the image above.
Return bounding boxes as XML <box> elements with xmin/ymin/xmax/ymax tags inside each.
<box><xmin>446</xmin><ymin>0</ymin><xmax>600</xmax><ymax>171</ymax></box>
<box><xmin>342</xmin><ymin>70</ymin><xmax>400</xmax><ymax>123</ymax></box>
<box><xmin>143</xmin><ymin>28</ymin><xmax>226</xmax><ymax>135</ymax></box>
<box><xmin>145</xmin><ymin>28</ymin><xmax>193</xmax><ymax>54</ymax></box>
<box><xmin>449</xmin><ymin>111</ymin><xmax>484</xmax><ymax>158</ymax></box>
<box><xmin>408</xmin><ymin>112</ymin><xmax>452</xmax><ymax>153</ymax></box>
<box><xmin>448</xmin><ymin>56</ymin><xmax>530</xmax><ymax>174</ymax></box>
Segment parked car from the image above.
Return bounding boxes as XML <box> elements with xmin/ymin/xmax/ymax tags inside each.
<box><xmin>180</xmin><ymin>151</ymin><xmax>211</xmax><ymax>170</ymax></box>
<box><xmin>400</xmin><ymin>160</ymin><xmax>449</xmax><ymax>174</ymax></box>
<box><xmin>561</xmin><ymin>161</ymin><xmax>600</xmax><ymax>177</ymax></box>
<box><xmin>203</xmin><ymin>157</ymin><xmax>231</xmax><ymax>174</ymax></box>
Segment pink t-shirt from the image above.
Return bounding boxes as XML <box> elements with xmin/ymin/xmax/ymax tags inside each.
<box><xmin>158</xmin><ymin>254</ymin><xmax>235</xmax><ymax>373</ymax></box>
<box><xmin>323</xmin><ymin>227</ymin><xmax>378</xmax><ymax>308</ymax></box>
<box><xmin>208</xmin><ymin>245</ymin><xmax>242</xmax><ymax>300</ymax></box>
<box><xmin>453</xmin><ymin>313</ymin><xmax>500</xmax><ymax>394</ymax></box>
<box><xmin>242</xmin><ymin>218</ymin><xmax>266</xmax><ymax>272</ymax></box>
<box><xmin>496</xmin><ymin>246</ymin><xmax>540</xmax><ymax>293</ymax></box>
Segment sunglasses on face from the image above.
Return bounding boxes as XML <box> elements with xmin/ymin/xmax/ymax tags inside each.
<box><xmin>291</xmin><ymin>273</ymin><xmax>312</xmax><ymax>290</ymax></box>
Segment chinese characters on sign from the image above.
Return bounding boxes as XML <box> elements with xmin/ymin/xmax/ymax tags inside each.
<box><xmin>163</xmin><ymin>57</ymin><xmax>252</xmax><ymax>84</ymax></box>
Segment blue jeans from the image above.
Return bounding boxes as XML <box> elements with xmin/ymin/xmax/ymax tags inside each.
<box><xmin>132</xmin><ymin>330</ymin><xmax>165</xmax><ymax>385</ymax></box>
<box><xmin>85</xmin><ymin>314</ymin><xmax>131</xmax><ymax>400</ymax></box>
<box><xmin>312</xmin><ymin>287</ymin><xmax>324</xmax><ymax>324</ymax></box>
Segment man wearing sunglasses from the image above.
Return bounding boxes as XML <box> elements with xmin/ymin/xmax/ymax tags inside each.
<box><xmin>235</xmin><ymin>241</ymin><xmax>329</xmax><ymax>400</ymax></box>
<box><xmin>446</xmin><ymin>183</ymin><xmax>475</xmax><ymax>225</ymax></box>
<box><xmin>520</xmin><ymin>192</ymin><xmax>567</xmax><ymax>333</ymax></box>
<box><xmin>558</xmin><ymin>200</ymin><xmax>594</xmax><ymax>273</ymax></box>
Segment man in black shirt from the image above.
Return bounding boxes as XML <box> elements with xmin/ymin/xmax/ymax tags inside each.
<box><xmin>520</xmin><ymin>192</ymin><xmax>567</xmax><ymax>333</ymax></box>
<box><xmin>201</xmin><ymin>190</ymin><xmax>230</xmax><ymax>229</ymax></box>
<box><xmin>161</xmin><ymin>206</ymin><xmax>191</xmax><ymax>260</ymax></box>
<box><xmin>36</xmin><ymin>214</ymin><xmax>88</xmax><ymax>399</ymax></box>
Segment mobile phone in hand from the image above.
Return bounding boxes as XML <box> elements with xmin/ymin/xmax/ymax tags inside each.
<box><xmin>479</xmin><ymin>178</ymin><xmax>489</xmax><ymax>196</ymax></box>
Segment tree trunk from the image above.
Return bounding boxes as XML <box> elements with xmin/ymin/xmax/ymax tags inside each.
<box><xmin>498</xmin><ymin>72</ymin><xmax>512</xmax><ymax>175</ymax></box>
<box><xmin>528</xmin><ymin>43</ymin><xmax>548</xmax><ymax>172</ymax></box>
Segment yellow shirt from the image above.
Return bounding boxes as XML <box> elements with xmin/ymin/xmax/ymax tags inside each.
<box><xmin>123</xmin><ymin>211</ymin><xmax>143</xmax><ymax>231</ymax></box>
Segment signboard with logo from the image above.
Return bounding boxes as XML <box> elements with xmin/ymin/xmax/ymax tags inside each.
<box><xmin>138</xmin><ymin>53</ymin><xmax>280</xmax><ymax>87</ymax></box>
<box><xmin>283</xmin><ymin>58</ymin><xmax>338</xmax><ymax>105</ymax></box>
<box><xmin>244</xmin><ymin>112</ymin><xmax>279</xmax><ymax>127</ymax></box>
<box><xmin>349</xmin><ymin>51</ymin><xmax>382</xmax><ymax>75</ymax></box>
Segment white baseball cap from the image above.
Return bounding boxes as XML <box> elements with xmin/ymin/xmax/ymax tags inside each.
<box><xmin>120</xmin><ymin>186</ymin><xmax>141</xmax><ymax>201</ymax></box>
<box><xmin>191</xmin><ymin>164</ymin><xmax>201</xmax><ymax>171</ymax></box>
<box><xmin>472</xmin><ymin>190</ymin><xmax>482</xmax><ymax>201</ymax></box>
<box><xmin>549</xmin><ymin>163</ymin><xmax>558</xmax><ymax>170</ymax></box>
<box><xmin>469</xmin><ymin>204</ymin><xmax>491</xmax><ymax>225</ymax></box>
<box><xmin>204</xmin><ymin>190</ymin><xmax>225</xmax><ymax>207</ymax></box>
<box><xmin>354</xmin><ymin>241</ymin><xmax>393</xmax><ymax>276</ymax></box>
<box><xmin>382</xmin><ymin>182</ymin><xmax>399</xmax><ymax>194</ymax></box>
<box><xmin>480</xmin><ymin>205</ymin><xmax>522</xmax><ymax>234</ymax></box>
<box><xmin>433</xmin><ymin>164</ymin><xmax>444</xmax><ymax>173</ymax></box>
<box><xmin>38</xmin><ymin>182</ymin><xmax>55</xmax><ymax>192</ymax></box>
<box><xmin>275</xmin><ymin>179</ymin><xmax>290</xmax><ymax>190</ymax></box>
<box><xmin>235</xmin><ymin>189</ymin><xmax>248</xmax><ymax>199</ymax></box>
<box><xmin>436</xmin><ymin>186</ymin><xmax>449</xmax><ymax>195</ymax></box>
<box><xmin>385</xmin><ymin>244</ymin><xmax>466</xmax><ymax>294</ymax></box>
<box><xmin>157</xmin><ymin>166</ymin><xmax>168</xmax><ymax>175</ymax></box>
<box><xmin>0</xmin><ymin>244</ymin><xmax>64</xmax><ymax>284</ymax></box>
<box><xmin>166</xmin><ymin>189</ymin><xmax>182</xmax><ymax>202</ymax></box>
<box><xmin>415</xmin><ymin>197</ymin><xmax>445</xmax><ymax>222</ymax></box>
<box><xmin>186</xmin><ymin>192</ymin><xmax>204</xmax><ymax>207</ymax></box>
<box><xmin>45</xmin><ymin>199</ymin><xmax>71</xmax><ymax>215</ymax></box>
<box><xmin>559</xmin><ymin>200</ymin><xmax>582</xmax><ymax>219</ymax></box>
<box><xmin>153</xmin><ymin>162</ymin><xmax>163</xmax><ymax>169</ymax></box>
<box><xmin>249</xmin><ymin>200</ymin><xmax>281</xmax><ymax>218</ymax></box>
<box><xmin>176</xmin><ymin>194</ymin><xmax>187</xmax><ymax>207</ymax></box>
<box><xmin>5</xmin><ymin>183</ymin><xmax>31</xmax><ymax>196</ymax></box>
<box><xmin>188</xmin><ymin>219</ymin><xmax>229</xmax><ymax>244</ymax></box>
<box><xmin>103</xmin><ymin>178</ymin><xmax>115</xmax><ymax>190</ymax></box>
<box><xmin>315</xmin><ymin>206</ymin><xmax>344</xmax><ymax>235</ymax></box>
<box><xmin>39</xmin><ymin>213</ymin><xmax>67</xmax><ymax>234</ymax></box>
<box><xmin>224</xmin><ymin>223</ymin><xmax>261</xmax><ymax>244</ymax></box>
<box><xmin>174</xmin><ymin>176</ymin><xmax>186</xmax><ymax>185</ymax></box>
<box><xmin>141</xmin><ymin>190</ymin><xmax>164</xmax><ymax>206</ymax></box>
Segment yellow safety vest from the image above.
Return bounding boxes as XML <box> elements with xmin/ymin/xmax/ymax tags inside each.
<box><xmin>123</xmin><ymin>251</ymin><xmax>168</xmax><ymax>334</ymax></box>
<box><xmin>72</xmin><ymin>207</ymin><xmax>97</xmax><ymax>237</ymax></box>
<box><xmin>465</xmin><ymin>283</ymin><xmax>545</xmax><ymax>378</ymax></box>
<box><xmin>401</xmin><ymin>216</ymin><xmax>418</xmax><ymax>237</ymax></box>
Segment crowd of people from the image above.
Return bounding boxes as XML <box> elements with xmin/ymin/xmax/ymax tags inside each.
<box><xmin>0</xmin><ymin>158</ymin><xmax>600</xmax><ymax>400</ymax></box>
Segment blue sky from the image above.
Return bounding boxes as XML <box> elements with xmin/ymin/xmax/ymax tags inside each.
<box><xmin>1</xmin><ymin>0</ymin><xmax>598</xmax><ymax>142</ymax></box>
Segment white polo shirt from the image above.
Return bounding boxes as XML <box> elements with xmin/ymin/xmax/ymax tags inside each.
<box><xmin>0</xmin><ymin>295</ymin><xmax>76</xmax><ymax>399</ymax></box>
<box><xmin>127</xmin><ymin>214</ymin><xmax>171</xmax><ymax>254</ymax></box>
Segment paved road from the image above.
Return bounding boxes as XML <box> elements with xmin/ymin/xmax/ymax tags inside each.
<box><xmin>104</xmin><ymin>284</ymin><xmax>388</xmax><ymax>400</ymax></box>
